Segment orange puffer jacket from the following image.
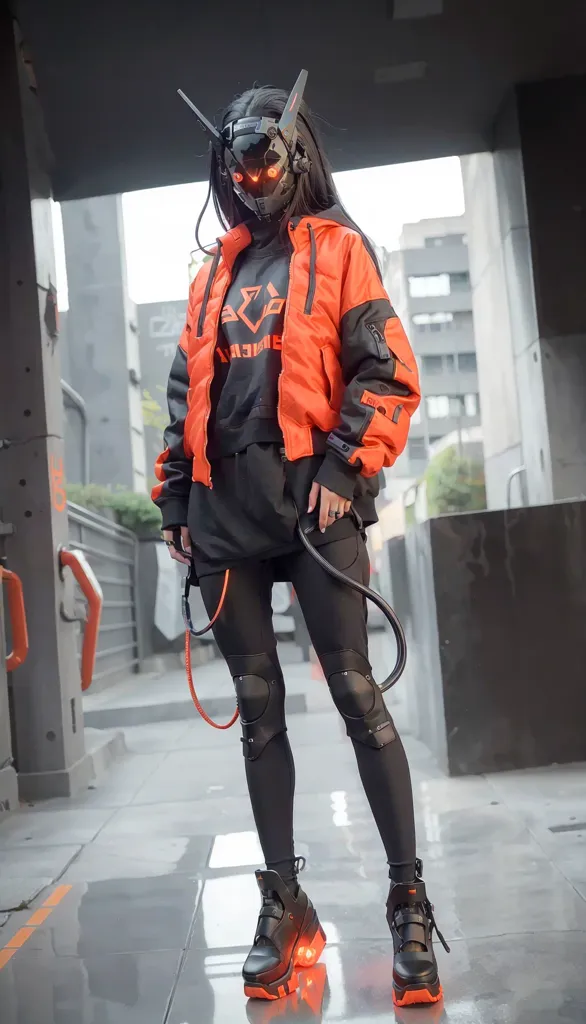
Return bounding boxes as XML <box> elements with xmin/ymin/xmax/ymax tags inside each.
<box><xmin>152</xmin><ymin>208</ymin><xmax>420</xmax><ymax>522</ymax></box>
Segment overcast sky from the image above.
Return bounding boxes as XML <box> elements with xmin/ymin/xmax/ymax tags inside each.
<box><xmin>52</xmin><ymin>156</ymin><xmax>464</xmax><ymax>309</ymax></box>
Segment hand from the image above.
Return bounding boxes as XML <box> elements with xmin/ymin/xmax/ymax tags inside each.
<box><xmin>307</xmin><ymin>482</ymin><xmax>352</xmax><ymax>533</ymax></box>
<box><xmin>162</xmin><ymin>526</ymin><xmax>192</xmax><ymax>566</ymax></box>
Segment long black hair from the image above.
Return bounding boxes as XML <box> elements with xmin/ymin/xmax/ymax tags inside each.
<box><xmin>195</xmin><ymin>83</ymin><xmax>380</xmax><ymax>271</ymax></box>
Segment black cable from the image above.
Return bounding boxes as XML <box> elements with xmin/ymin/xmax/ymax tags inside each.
<box><xmin>294</xmin><ymin>515</ymin><xmax>407</xmax><ymax>692</ymax></box>
<box><xmin>182</xmin><ymin>514</ymin><xmax>408</xmax><ymax>690</ymax></box>
<box><xmin>194</xmin><ymin>172</ymin><xmax>214</xmax><ymax>256</ymax></box>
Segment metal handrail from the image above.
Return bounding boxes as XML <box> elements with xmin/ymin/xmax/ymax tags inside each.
<box><xmin>61</xmin><ymin>380</ymin><xmax>90</xmax><ymax>485</ymax></box>
<box><xmin>67</xmin><ymin>502</ymin><xmax>135</xmax><ymax>543</ymax></box>
<box><xmin>506</xmin><ymin>465</ymin><xmax>527</xmax><ymax>508</ymax></box>
<box><xmin>59</xmin><ymin>548</ymin><xmax>103</xmax><ymax>691</ymax></box>
<box><xmin>66</xmin><ymin>502</ymin><xmax>142</xmax><ymax>680</ymax></box>
<box><xmin>1</xmin><ymin>567</ymin><xmax>29</xmax><ymax>671</ymax></box>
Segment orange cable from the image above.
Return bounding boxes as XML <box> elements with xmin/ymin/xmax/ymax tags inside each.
<box><xmin>184</xmin><ymin>569</ymin><xmax>238</xmax><ymax>729</ymax></box>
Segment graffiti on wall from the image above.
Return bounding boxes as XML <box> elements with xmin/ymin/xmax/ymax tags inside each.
<box><xmin>137</xmin><ymin>300</ymin><xmax>188</xmax><ymax>474</ymax></box>
<box><xmin>148</xmin><ymin>304</ymin><xmax>186</xmax><ymax>340</ymax></box>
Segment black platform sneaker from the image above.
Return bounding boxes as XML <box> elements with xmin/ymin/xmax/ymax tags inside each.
<box><xmin>243</xmin><ymin>864</ymin><xmax>326</xmax><ymax>1002</ymax></box>
<box><xmin>386</xmin><ymin>858</ymin><xmax>450</xmax><ymax>1007</ymax></box>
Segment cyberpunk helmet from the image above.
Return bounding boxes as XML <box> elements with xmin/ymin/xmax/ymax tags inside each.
<box><xmin>178</xmin><ymin>70</ymin><xmax>311</xmax><ymax>219</ymax></box>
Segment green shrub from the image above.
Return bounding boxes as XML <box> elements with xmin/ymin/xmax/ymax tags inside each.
<box><xmin>424</xmin><ymin>446</ymin><xmax>486</xmax><ymax>517</ymax></box>
<box><xmin>66</xmin><ymin>483</ymin><xmax>162</xmax><ymax>536</ymax></box>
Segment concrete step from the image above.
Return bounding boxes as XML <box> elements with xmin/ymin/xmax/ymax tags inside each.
<box><xmin>83</xmin><ymin>692</ymin><xmax>307</xmax><ymax>729</ymax></box>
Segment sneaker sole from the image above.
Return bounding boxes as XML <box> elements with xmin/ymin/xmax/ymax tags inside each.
<box><xmin>393</xmin><ymin>980</ymin><xmax>443</xmax><ymax>1007</ymax></box>
<box><xmin>244</xmin><ymin>913</ymin><xmax>326</xmax><ymax>1001</ymax></box>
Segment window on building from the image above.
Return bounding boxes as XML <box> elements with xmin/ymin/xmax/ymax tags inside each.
<box><xmin>452</xmin><ymin>311</ymin><xmax>473</xmax><ymax>329</ymax></box>
<box><xmin>408</xmin><ymin>273</ymin><xmax>450</xmax><ymax>298</ymax></box>
<box><xmin>444</xmin><ymin>354</ymin><xmax>455</xmax><ymax>372</ymax></box>
<box><xmin>464</xmin><ymin>392</ymin><xmax>479</xmax><ymax>417</ymax></box>
<box><xmin>426</xmin><ymin>393</ymin><xmax>479</xmax><ymax>420</ymax></box>
<box><xmin>425</xmin><ymin>234</ymin><xmax>465</xmax><ymax>248</ymax></box>
<box><xmin>458</xmin><ymin>352</ymin><xmax>477</xmax><ymax>373</ymax></box>
<box><xmin>449</xmin><ymin>271</ymin><xmax>470</xmax><ymax>290</ymax></box>
<box><xmin>412</xmin><ymin>311</ymin><xmax>453</xmax><ymax>333</ymax></box>
<box><xmin>407</xmin><ymin>437</ymin><xmax>427</xmax><ymax>461</ymax></box>
<box><xmin>422</xmin><ymin>355</ymin><xmax>444</xmax><ymax>374</ymax></box>
<box><xmin>429</xmin><ymin>435</ymin><xmax>444</xmax><ymax>445</ymax></box>
<box><xmin>426</xmin><ymin>395</ymin><xmax>450</xmax><ymax>419</ymax></box>
<box><xmin>413</xmin><ymin>312</ymin><xmax>453</xmax><ymax>325</ymax></box>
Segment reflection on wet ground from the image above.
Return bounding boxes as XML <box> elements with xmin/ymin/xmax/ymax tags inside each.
<box><xmin>1</xmin><ymin>660</ymin><xmax>586</xmax><ymax>1022</ymax></box>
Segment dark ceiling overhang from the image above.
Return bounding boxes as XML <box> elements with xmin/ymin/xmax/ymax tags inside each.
<box><xmin>14</xmin><ymin>0</ymin><xmax>586</xmax><ymax>200</ymax></box>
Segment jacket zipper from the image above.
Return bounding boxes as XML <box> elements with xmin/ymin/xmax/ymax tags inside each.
<box><xmin>304</xmin><ymin>223</ymin><xmax>317</xmax><ymax>315</ymax></box>
<box><xmin>365</xmin><ymin>321</ymin><xmax>413</xmax><ymax>375</ymax></box>
<box><xmin>197</xmin><ymin>244</ymin><xmax>222</xmax><ymax>338</ymax></box>
<box><xmin>277</xmin><ymin>223</ymin><xmax>297</xmax><ymax>456</ymax></box>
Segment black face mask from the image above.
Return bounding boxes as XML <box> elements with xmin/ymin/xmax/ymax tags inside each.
<box><xmin>177</xmin><ymin>70</ymin><xmax>311</xmax><ymax>221</ymax></box>
<box><xmin>222</xmin><ymin>116</ymin><xmax>300</xmax><ymax>220</ymax></box>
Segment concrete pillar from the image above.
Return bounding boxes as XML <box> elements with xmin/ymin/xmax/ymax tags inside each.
<box><xmin>462</xmin><ymin>74</ymin><xmax>586</xmax><ymax>508</ymax></box>
<box><xmin>0</xmin><ymin>525</ymin><xmax>19</xmax><ymax>815</ymax></box>
<box><xmin>518</xmin><ymin>76</ymin><xmax>586</xmax><ymax>503</ymax></box>
<box><xmin>61</xmin><ymin>195</ymin><xmax>147</xmax><ymax>492</ymax></box>
<box><xmin>0</xmin><ymin>12</ymin><xmax>89</xmax><ymax>800</ymax></box>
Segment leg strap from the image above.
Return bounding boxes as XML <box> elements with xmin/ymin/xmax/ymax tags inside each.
<box><xmin>321</xmin><ymin>649</ymin><xmax>396</xmax><ymax>749</ymax></box>
<box><xmin>227</xmin><ymin>652</ymin><xmax>286</xmax><ymax>762</ymax></box>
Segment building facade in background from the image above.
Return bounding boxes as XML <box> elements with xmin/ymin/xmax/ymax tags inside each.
<box><xmin>136</xmin><ymin>300</ymin><xmax>187</xmax><ymax>478</ymax></box>
<box><xmin>379</xmin><ymin>216</ymin><xmax>480</xmax><ymax>497</ymax></box>
<box><xmin>61</xmin><ymin>195</ymin><xmax>147</xmax><ymax>492</ymax></box>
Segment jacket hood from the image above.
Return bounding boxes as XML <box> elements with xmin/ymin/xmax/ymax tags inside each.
<box><xmin>290</xmin><ymin>205</ymin><xmax>357</xmax><ymax>231</ymax></box>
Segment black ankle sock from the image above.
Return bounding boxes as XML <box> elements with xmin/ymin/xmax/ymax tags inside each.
<box><xmin>266</xmin><ymin>858</ymin><xmax>299</xmax><ymax>895</ymax></box>
<box><xmin>389</xmin><ymin>864</ymin><xmax>417</xmax><ymax>885</ymax></box>
<box><xmin>280</xmin><ymin>873</ymin><xmax>299</xmax><ymax>896</ymax></box>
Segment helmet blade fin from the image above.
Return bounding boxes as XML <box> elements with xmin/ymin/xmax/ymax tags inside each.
<box><xmin>277</xmin><ymin>69</ymin><xmax>308</xmax><ymax>143</ymax></box>
<box><xmin>177</xmin><ymin>89</ymin><xmax>222</xmax><ymax>147</ymax></box>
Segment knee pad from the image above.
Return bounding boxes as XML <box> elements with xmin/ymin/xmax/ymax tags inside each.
<box><xmin>321</xmin><ymin>650</ymin><xmax>396</xmax><ymax>749</ymax></box>
<box><xmin>227</xmin><ymin>652</ymin><xmax>286</xmax><ymax>761</ymax></box>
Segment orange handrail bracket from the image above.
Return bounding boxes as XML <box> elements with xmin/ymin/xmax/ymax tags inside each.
<box><xmin>1</xmin><ymin>567</ymin><xmax>29</xmax><ymax>672</ymax></box>
<box><xmin>59</xmin><ymin>548</ymin><xmax>103</xmax><ymax>691</ymax></box>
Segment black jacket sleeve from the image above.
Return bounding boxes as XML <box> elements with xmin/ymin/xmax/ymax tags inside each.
<box><xmin>315</xmin><ymin>235</ymin><xmax>420</xmax><ymax>499</ymax></box>
<box><xmin>152</xmin><ymin>341</ymin><xmax>191</xmax><ymax>529</ymax></box>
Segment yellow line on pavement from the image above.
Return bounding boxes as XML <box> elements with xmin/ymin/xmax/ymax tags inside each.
<box><xmin>26</xmin><ymin>908</ymin><xmax>53</xmax><ymax>927</ymax></box>
<box><xmin>6</xmin><ymin>927</ymin><xmax>35</xmax><ymax>949</ymax></box>
<box><xmin>0</xmin><ymin>884</ymin><xmax>73</xmax><ymax>970</ymax></box>
<box><xmin>42</xmin><ymin>885</ymin><xmax>73</xmax><ymax>908</ymax></box>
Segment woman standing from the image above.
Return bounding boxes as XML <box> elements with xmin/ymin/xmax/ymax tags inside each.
<box><xmin>153</xmin><ymin>71</ymin><xmax>448</xmax><ymax>1008</ymax></box>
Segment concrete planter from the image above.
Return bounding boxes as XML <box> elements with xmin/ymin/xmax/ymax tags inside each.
<box><xmin>393</xmin><ymin>500</ymin><xmax>586</xmax><ymax>775</ymax></box>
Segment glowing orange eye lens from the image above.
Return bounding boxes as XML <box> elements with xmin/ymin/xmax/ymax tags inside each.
<box><xmin>267</xmin><ymin>166</ymin><xmax>279</xmax><ymax>179</ymax></box>
<box><xmin>233</xmin><ymin>171</ymin><xmax>243</xmax><ymax>183</ymax></box>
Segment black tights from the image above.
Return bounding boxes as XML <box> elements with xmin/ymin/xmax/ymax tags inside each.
<box><xmin>200</xmin><ymin>532</ymin><xmax>417</xmax><ymax>884</ymax></box>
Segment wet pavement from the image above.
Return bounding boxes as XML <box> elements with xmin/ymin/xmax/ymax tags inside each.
<box><xmin>1</xmin><ymin>647</ymin><xmax>586</xmax><ymax>1022</ymax></box>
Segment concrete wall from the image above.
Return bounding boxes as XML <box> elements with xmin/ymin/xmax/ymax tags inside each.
<box><xmin>61</xmin><ymin>195</ymin><xmax>147</xmax><ymax>492</ymax></box>
<box><xmin>395</xmin><ymin>500</ymin><xmax>586</xmax><ymax>775</ymax></box>
<box><xmin>461</xmin><ymin>134</ymin><xmax>528</xmax><ymax>509</ymax></box>
<box><xmin>518</xmin><ymin>76</ymin><xmax>586</xmax><ymax>502</ymax></box>
<box><xmin>462</xmin><ymin>74</ymin><xmax>586</xmax><ymax>508</ymax></box>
